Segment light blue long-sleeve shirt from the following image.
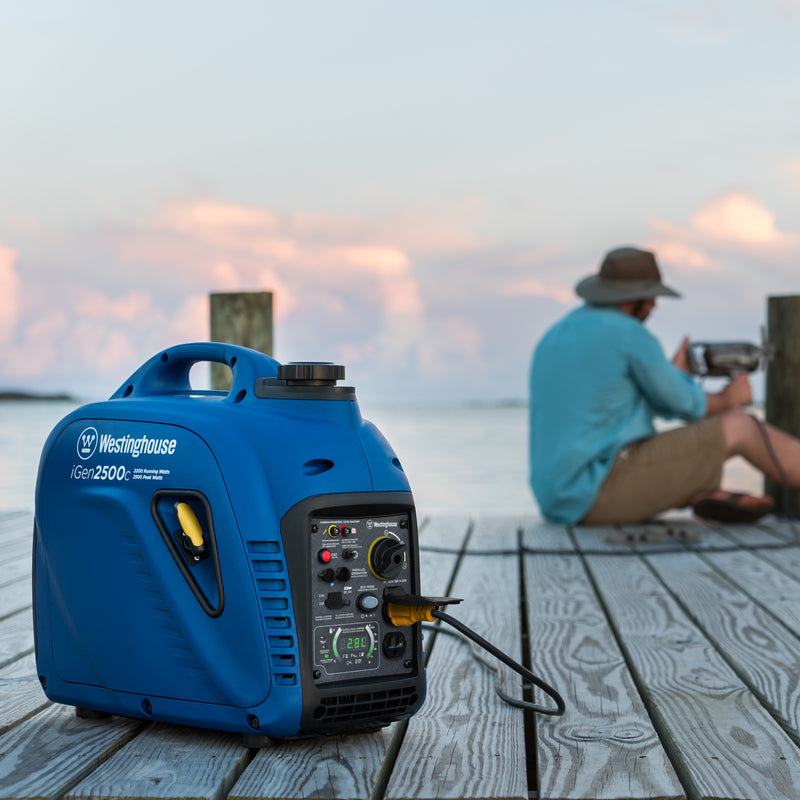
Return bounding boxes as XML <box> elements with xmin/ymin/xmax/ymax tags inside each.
<box><xmin>529</xmin><ymin>304</ymin><xmax>707</xmax><ymax>525</ymax></box>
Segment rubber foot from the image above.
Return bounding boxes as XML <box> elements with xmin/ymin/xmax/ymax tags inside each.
<box><xmin>76</xmin><ymin>707</ymin><xmax>112</xmax><ymax>720</ymax></box>
<box><xmin>242</xmin><ymin>733</ymin><xmax>271</xmax><ymax>748</ymax></box>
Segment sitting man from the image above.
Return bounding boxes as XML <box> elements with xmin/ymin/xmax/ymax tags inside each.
<box><xmin>529</xmin><ymin>245</ymin><xmax>797</xmax><ymax>525</ymax></box>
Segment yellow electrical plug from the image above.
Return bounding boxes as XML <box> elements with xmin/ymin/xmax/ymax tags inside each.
<box><xmin>175</xmin><ymin>502</ymin><xmax>205</xmax><ymax>548</ymax></box>
<box><xmin>385</xmin><ymin>603</ymin><xmax>437</xmax><ymax>627</ymax></box>
<box><xmin>383</xmin><ymin>589</ymin><xmax>462</xmax><ymax>627</ymax></box>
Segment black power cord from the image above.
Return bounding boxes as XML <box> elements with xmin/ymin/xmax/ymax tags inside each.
<box><xmin>428</xmin><ymin>610</ymin><xmax>566</xmax><ymax>717</ymax></box>
<box><xmin>385</xmin><ymin>593</ymin><xmax>566</xmax><ymax>717</ymax></box>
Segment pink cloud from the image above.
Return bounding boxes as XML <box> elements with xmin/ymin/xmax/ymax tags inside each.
<box><xmin>647</xmin><ymin>240</ymin><xmax>722</xmax><ymax>273</ymax></box>
<box><xmin>500</xmin><ymin>278</ymin><xmax>574</xmax><ymax>305</ymax></box>
<box><xmin>690</xmin><ymin>190</ymin><xmax>796</xmax><ymax>248</ymax></box>
<box><xmin>0</xmin><ymin>240</ymin><xmax>20</xmax><ymax>345</ymax></box>
<box><xmin>154</xmin><ymin>199</ymin><xmax>412</xmax><ymax>277</ymax></box>
<box><xmin>1</xmin><ymin>310</ymin><xmax>70</xmax><ymax>380</ymax></box>
<box><xmin>115</xmin><ymin>197</ymin><xmax>431</xmax><ymax>366</ymax></box>
<box><xmin>0</xmin><ymin>195</ymin><xmax>549</xmax><ymax>401</ymax></box>
<box><xmin>75</xmin><ymin>290</ymin><xmax>152</xmax><ymax>323</ymax></box>
<box><xmin>650</xmin><ymin>190</ymin><xmax>798</xmax><ymax>270</ymax></box>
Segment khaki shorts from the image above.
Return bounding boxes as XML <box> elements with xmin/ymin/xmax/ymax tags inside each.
<box><xmin>582</xmin><ymin>416</ymin><xmax>726</xmax><ymax>525</ymax></box>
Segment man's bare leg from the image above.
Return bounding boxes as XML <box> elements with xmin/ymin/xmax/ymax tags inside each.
<box><xmin>720</xmin><ymin>408</ymin><xmax>800</xmax><ymax>487</ymax></box>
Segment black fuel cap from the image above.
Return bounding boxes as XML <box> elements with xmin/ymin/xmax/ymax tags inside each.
<box><xmin>277</xmin><ymin>362</ymin><xmax>345</xmax><ymax>386</ymax></box>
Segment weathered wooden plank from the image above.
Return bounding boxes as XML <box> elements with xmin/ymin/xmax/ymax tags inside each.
<box><xmin>385</xmin><ymin>519</ymin><xmax>527</xmax><ymax>800</ymax></box>
<box><xmin>0</xmin><ymin>703</ymin><xmax>144</xmax><ymax>800</ymax></box>
<box><xmin>525</xmin><ymin>552</ymin><xmax>684</xmax><ymax>800</ymax></box>
<box><xmin>713</xmin><ymin>521</ymin><xmax>793</xmax><ymax>548</ymax></box>
<box><xmin>586</xmin><ymin>553</ymin><xmax>800</xmax><ymax>800</ymax></box>
<box><xmin>418</xmin><ymin>515</ymin><xmax>472</xmax><ymax>552</ymax></box>
<box><xmin>700</xmin><ymin>547</ymin><xmax>800</xmax><ymax>637</ymax></box>
<box><xmin>0</xmin><ymin>538</ymin><xmax>31</xmax><ymax>566</ymax></box>
<box><xmin>571</xmin><ymin>525</ymin><xmax>635</xmax><ymax>555</ymax></box>
<box><xmin>230</xmin><ymin>729</ymin><xmax>397</xmax><ymax>800</ymax></box>
<box><xmin>230</xmin><ymin>527</ymin><xmax>461</xmax><ymax>800</ymax></box>
<box><xmin>65</xmin><ymin>723</ymin><xmax>251</xmax><ymax>800</ymax></box>
<box><xmin>647</xmin><ymin>549</ymin><xmax>800</xmax><ymax>745</ymax></box>
<box><xmin>757</xmin><ymin>516</ymin><xmax>800</xmax><ymax>542</ymax></box>
<box><xmin>573</xmin><ymin>519</ymin><xmax>734</xmax><ymax>554</ymax></box>
<box><xmin>519</xmin><ymin>517</ymin><xmax>574</xmax><ymax>553</ymax></box>
<box><xmin>753</xmin><ymin>540</ymin><xmax>800</xmax><ymax>577</ymax></box>
<box><xmin>467</xmin><ymin>515</ymin><xmax>518</xmax><ymax>552</ymax></box>
<box><xmin>765</xmin><ymin>294</ymin><xmax>800</xmax><ymax>514</ymax></box>
<box><xmin>684</xmin><ymin>518</ymin><xmax>752</xmax><ymax>551</ymax></box>
<box><xmin>0</xmin><ymin>558</ymin><xmax>33</xmax><ymax>589</ymax></box>
<box><xmin>0</xmin><ymin>653</ymin><xmax>49</xmax><ymax>734</ymax></box>
<box><xmin>0</xmin><ymin>511</ymin><xmax>32</xmax><ymax>537</ymax></box>
<box><xmin>0</xmin><ymin>578</ymin><xmax>30</xmax><ymax>621</ymax></box>
<box><xmin>0</xmin><ymin>608</ymin><xmax>34</xmax><ymax>670</ymax></box>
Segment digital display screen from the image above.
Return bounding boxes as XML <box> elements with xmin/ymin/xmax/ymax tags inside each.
<box><xmin>315</xmin><ymin>623</ymin><xmax>379</xmax><ymax>675</ymax></box>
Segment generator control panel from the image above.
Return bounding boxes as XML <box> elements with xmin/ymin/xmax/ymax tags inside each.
<box><xmin>309</xmin><ymin>512</ymin><xmax>415</xmax><ymax>685</ymax></box>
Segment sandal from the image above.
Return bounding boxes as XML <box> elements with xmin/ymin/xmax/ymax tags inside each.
<box><xmin>692</xmin><ymin>491</ymin><xmax>774</xmax><ymax>524</ymax></box>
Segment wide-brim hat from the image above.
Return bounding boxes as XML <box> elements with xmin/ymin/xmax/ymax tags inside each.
<box><xmin>575</xmin><ymin>246</ymin><xmax>680</xmax><ymax>304</ymax></box>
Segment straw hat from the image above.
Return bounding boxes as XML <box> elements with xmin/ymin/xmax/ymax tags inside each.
<box><xmin>575</xmin><ymin>247</ymin><xmax>680</xmax><ymax>304</ymax></box>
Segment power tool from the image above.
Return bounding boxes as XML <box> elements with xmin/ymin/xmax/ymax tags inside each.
<box><xmin>33</xmin><ymin>343</ymin><xmax>429</xmax><ymax>740</ymax></box>
<box><xmin>687</xmin><ymin>327</ymin><xmax>773</xmax><ymax>378</ymax></box>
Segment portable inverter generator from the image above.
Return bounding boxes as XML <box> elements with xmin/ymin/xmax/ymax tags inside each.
<box><xmin>33</xmin><ymin>342</ymin><xmax>426</xmax><ymax>740</ymax></box>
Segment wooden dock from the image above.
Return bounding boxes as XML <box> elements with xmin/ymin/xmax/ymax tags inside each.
<box><xmin>3</xmin><ymin>508</ymin><xmax>800</xmax><ymax>799</ymax></box>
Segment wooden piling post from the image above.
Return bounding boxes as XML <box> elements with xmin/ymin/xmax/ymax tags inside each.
<box><xmin>209</xmin><ymin>291</ymin><xmax>274</xmax><ymax>390</ymax></box>
<box><xmin>764</xmin><ymin>294</ymin><xmax>800</xmax><ymax>515</ymax></box>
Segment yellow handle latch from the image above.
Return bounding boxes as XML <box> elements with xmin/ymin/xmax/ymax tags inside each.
<box><xmin>175</xmin><ymin>502</ymin><xmax>205</xmax><ymax>548</ymax></box>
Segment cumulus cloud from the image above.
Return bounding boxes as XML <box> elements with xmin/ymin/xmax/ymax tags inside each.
<box><xmin>0</xmin><ymin>196</ymin><xmax>613</xmax><ymax>402</ymax></box>
<box><xmin>649</xmin><ymin>189</ymin><xmax>798</xmax><ymax>275</ymax></box>
<box><xmin>640</xmin><ymin>190</ymin><xmax>800</xmax><ymax>362</ymax></box>
<box><xmin>75</xmin><ymin>290</ymin><xmax>152</xmax><ymax>322</ymax></box>
<box><xmin>649</xmin><ymin>240</ymin><xmax>722</xmax><ymax>273</ymax></box>
<box><xmin>118</xmin><ymin>198</ymin><xmax>428</xmax><ymax>373</ymax></box>
<box><xmin>3</xmin><ymin>197</ymin><xmax>498</xmax><ymax>398</ymax></box>
<box><xmin>691</xmin><ymin>191</ymin><xmax>796</xmax><ymax>248</ymax></box>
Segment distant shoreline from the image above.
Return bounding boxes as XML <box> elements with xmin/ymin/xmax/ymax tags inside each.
<box><xmin>0</xmin><ymin>391</ymin><xmax>77</xmax><ymax>402</ymax></box>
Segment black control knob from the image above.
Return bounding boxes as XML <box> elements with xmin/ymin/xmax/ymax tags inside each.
<box><xmin>278</xmin><ymin>363</ymin><xmax>345</xmax><ymax>386</ymax></box>
<box><xmin>318</xmin><ymin>567</ymin><xmax>335</xmax><ymax>582</ymax></box>
<box><xmin>369</xmin><ymin>536</ymin><xmax>406</xmax><ymax>579</ymax></box>
<box><xmin>335</xmin><ymin>566</ymin><xmax>351</xmax><ymax>582</ymax></box>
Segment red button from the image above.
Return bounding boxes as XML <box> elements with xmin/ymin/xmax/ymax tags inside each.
<box><xmin>318</xmin><ymin>549</ymin><xmax>332</xmax><ymax>564</ymax></box>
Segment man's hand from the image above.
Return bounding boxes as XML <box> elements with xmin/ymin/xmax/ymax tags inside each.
<box><xmin>705</xmin><ymin>373</ymin><xmax>753</xmax><ymax>416</ymax></box>
<box><xmin>672</xmin><ymin>336</ymin><xmax>691</xmax><ymax>373</ymax></box>
<box><xmin>722</xmin><ymin>373</ymin><xmax>753</xmax><ymax>406</ymax></box>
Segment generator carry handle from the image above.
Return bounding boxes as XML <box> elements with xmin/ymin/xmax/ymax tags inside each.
<box><xmin>110</xmin><ymin>342</ymin><xmax>281</xmax><ymax>402</ymax></box>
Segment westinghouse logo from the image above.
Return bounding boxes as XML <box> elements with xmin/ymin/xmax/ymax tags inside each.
<box><xmin>99</xmin><ymin>433</ymin><xmax>178</xmax><ymax>457</ymax></box>
<box><xmin>77</xmin><ymin>427</ymin><xmax>98</xmax><ymax>460</ymax></box>
<box><xmin>76</xmin><ymin>428</ymin><xmax>178</xmax><ymax>460</ymax></box>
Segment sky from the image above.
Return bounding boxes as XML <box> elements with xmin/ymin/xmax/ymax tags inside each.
<box><xmin>1</xmin><ymin>1</ymin><xmax>799</xmax><ymax>406</ymax></box>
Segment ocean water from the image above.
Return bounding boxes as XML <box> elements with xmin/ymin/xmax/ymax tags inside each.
<box><xmin>0</xmin><ymin>398</ymin><xmax>761</xmax><ymax>518</ymax></box>
<box><xmin>0</xmin><ymin>399</ymin><xmax>537</xmax><ymax>517</ymax></box>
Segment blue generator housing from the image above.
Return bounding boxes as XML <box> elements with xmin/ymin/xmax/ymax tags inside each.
<box><xmin>33</xmin><ymin>343</ymin><xmax>425</xmax><ymax>739</ymax></box>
